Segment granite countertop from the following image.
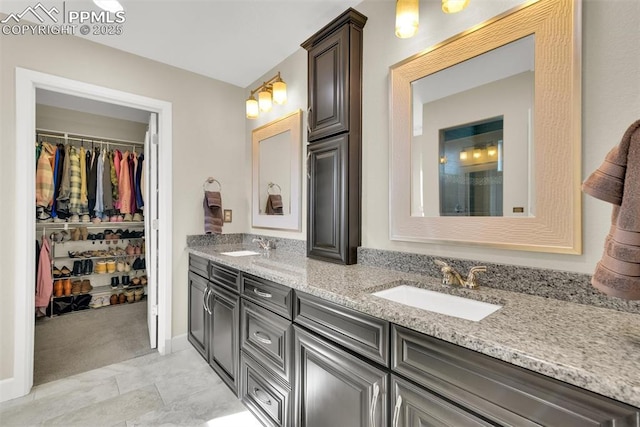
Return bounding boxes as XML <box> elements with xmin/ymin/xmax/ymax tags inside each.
<box><xmin>188</xmin><ymin>244</ymin><xmax>640</xmax><ymax>408</ymax></box>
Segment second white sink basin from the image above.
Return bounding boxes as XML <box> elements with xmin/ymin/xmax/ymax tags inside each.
<box><xmin>220</xmin><ymin>250</ymin><xmax>261</xmax><ymax>257</ymax></box>
<box><xmin>372</xmin><ymin>285</ymin><xmax>501</xmax><ymax>321</ymax></box>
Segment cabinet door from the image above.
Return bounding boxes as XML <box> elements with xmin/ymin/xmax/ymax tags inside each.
<box><xmin>208</xmin><ymin>283</ymin><xmax>240</xmax><ymax>396</ymax></box>
<box><xmin>307</xmin><ymin>25</ymin><xmax>349</xmax><ymax>141</ymax></box>
<box><xmin>188</xmin><ymin>272</ymin><xmax>208</xmax><ymax>360</ymax></box>
<box><xmin>390</xmin><ymin>375</ymin><xmax>492</xmax><ymax>427</ymax></box>
<box><xmin>307</xmin><ymin>134</ymin><xmax>348</xmax><ymax>263</ymax></box>
<box><xmin>294</xmin><ymin>326</ymin><xmax>387</xmax><ymax>427</ymax></box>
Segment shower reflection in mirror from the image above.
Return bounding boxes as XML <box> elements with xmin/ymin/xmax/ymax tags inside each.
<box><xmin>439</xmin><ymin>117</ymin><xmax>503</xmax><ymax>216</ymax></box>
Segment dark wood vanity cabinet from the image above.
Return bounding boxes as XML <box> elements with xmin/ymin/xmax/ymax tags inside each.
<box><xmin>302</xmin><ymin>8</ymin><xmax>366</xmax><ymax>265</ymax></box>
<box><xmin>187</xmin><ymin>255</ymin><xmax>240</xmax><ymax>396</ymax></box>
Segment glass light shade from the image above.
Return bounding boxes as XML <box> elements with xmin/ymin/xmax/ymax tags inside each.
<box><xmin>442</xmin><ymin>0</ymin><xmax>470</xmax><ymax>14</ymax></box>
<box><xmin>459</xmin><ymin>151</ymin><xmax>468</xmax><ymax>161</ymax></box>
<box><xmin>272</xmin><ymin>80</ymin><xmax>287</xmax><ymax>105</ymax></box>
<box><xmin>473</xmin><ymin>148</ymin><xmax>482</xmax><ymax>159</ymax></box>
<box><xmin>93</xmin><ymin>0</ymin><xmax>123</xmax><ymax>13</ymax></box>
<box><xmin>487</xmin><ymin>144</ymin><xmax>497</xmax><ymax>157</ymax></box>
<box><xmin>395</xmin><ymin>0</ymin><xmax>419</xmax><ymax>39</ymax></box>
<box><xmin>246</xmin><ymin>97</ymin><xmax>259</xmax><ymax>119</ymax></box>
<box><xmin>258</xmin><ymin>88</ymin><xmax>272</xmax><ymax>112</ymax></box>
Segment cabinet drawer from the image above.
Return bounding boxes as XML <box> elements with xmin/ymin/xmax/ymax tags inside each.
<box><xmin>391</xmin><ymin>375</ymin><xmax>492</xmax><ymax>427</ymax></box>
<box><xmin>242</xmin><ymin>274</ymin><xmax>293</xmax><ymax>320</ymax></box>
<box><xmin>294</xmin><ymin>291</ymin><xmax>389</xmax><ymax>367</ymax></box>
<box><xmin>241</xmin><ymin>300</ymin><xmax>293</xmax><ymax>384</ymax></box>
<box><xmin>209</xmin><ymin>261</ymin><xmax>240</xmax><ymax>293</ymax></box>
<box><xmin>188</xmin><ymin>254</ymin><xmax>209</xmax><ymax>279</ymax></box>
<box><xmin>392</xmin><ymin>325</ymin><xmax>640</xmax><ymax>427</ymax></box>
<box><xmin>241</xmin><ymin>351</ymin><xmax>292</xmax><ymax>427</ymax></box>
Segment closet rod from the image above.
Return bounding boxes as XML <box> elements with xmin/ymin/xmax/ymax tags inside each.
<box><xmin>35</xmin><ymin>128</ymin><xmax>144</xmax><ymax>147</ymax></box>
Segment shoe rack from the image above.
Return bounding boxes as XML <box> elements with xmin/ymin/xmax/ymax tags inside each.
<box><xmin>37</xmin><ymin>221</ymin><xmax>147</xmax><ymax>317</ymax></box>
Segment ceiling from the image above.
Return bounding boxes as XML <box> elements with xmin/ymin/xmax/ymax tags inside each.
<box><xmin>2</xmin><ymin>0</ymin><xmax>362</xmax><ymax>88</ymax></box>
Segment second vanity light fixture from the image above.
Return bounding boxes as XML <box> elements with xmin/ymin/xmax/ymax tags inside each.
<box><xmin>246</xmin><ymin>72</ymin><xmax>287</xmax><ymax>119</ymax></box>
<box><xmin>395</xmin><ymin>0</ymin><xmax>470</xmax><ymax>39</ymax></box>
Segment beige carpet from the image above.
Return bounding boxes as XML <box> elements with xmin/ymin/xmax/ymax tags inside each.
<box><xmin>34</xmin><ymin>300</ymin><xmax>156</xmax><ymax>385</ymax></box>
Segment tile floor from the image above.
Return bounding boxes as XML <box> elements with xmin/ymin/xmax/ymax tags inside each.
<box><xmin>0</xmin><ymin>347</ymin><xmax>262</xmax><ymax>426</ymax></box>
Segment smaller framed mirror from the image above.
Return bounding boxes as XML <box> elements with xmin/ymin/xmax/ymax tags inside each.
<box><xmin>252</xmin><ymin>110</ymin><xmax>302</xmax><ymax>230</ymax></box>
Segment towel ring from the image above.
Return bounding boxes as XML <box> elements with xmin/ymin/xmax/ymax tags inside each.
<box><xmin>203</xmin><ymin>177</ymin><xmax>222</xmax><ymax>192</ymax></box>
<box><xmin>267</xmin><ymin>182</ymin><xmax>281</xmax><ymax>195</ymax></box>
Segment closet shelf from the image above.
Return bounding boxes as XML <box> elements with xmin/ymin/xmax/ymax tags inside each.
<box><xmin>36</xmin><ymin>221</ymin><xmax>144</xmax><ymax>230</ymax></box>
<box><xmin>52</xmin><ymin>269</ymin><xmax>146</xmax><ymax>280</ymax></box>
<box><xmin>55</xmin><ymin>254</ymin><xmax>145</xmax><ymax>261</ymax></box>
<box><xmin>51</xmin><ymin>283</ymin><xmax>146</xmax><ymax>299</ymax></box>
<box><xmin>53</xmin><ymin>237</ymin><xmax>145</xmax><ymax>244</ymax></box>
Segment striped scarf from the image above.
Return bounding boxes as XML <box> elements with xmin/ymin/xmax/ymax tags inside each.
<box><xmin>68</xmin><ymin>147</ymin><xmax>82</xmax><ymax>214</ymax></box>
<box><xmin>35</xmin><ymin>142</ymin><xmax>56</xmax><ymax>208</ymax></box>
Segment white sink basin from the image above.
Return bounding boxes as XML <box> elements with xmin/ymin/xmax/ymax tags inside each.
<box><xmin>372</xmin><ymin>285</ymin><xmax>501</xmax><ymax>321</ymax></box>
<box><xmin>220</xmin><ymin>250</ymin><xmax>261</xmax><ymax>257</ymax></box>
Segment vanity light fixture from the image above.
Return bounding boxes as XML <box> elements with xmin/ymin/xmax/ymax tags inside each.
<box><xmin>93</xmin><ymin>0</ymin><xmax>123</xmax><ymax>13</ymax></box>
<box><xmin>442</xmin><ymin>0</ymin><xmax>470</xmax><ymax>14</ymax></box>
<box><xmin>395</xmin><ymin>0</ymin><xmax>419</xmax><ymax>38</ymax></box>
<box><xmin>246</xmin><ymin>72</ymin><xmax>287</xmax><ymax>119</ymax></box>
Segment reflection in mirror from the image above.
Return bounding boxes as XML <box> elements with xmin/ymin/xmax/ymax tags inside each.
<box><xmin>411</xmin><ymin>35</ymin><xmax>534</xmax><ymax>218</ymax></box>
<box><xmin>389</xmin><ymin>0</ymin><xmax>582</xmax><ymax>253</ymax></box>
<box><xmin>252</xmin><ymin>110</ymin><xmax>302</xmax><ymax>231</ymax></box>
<box><xmin>439</xmin><ymin>117</ymin><xmax>504</xmax><ymax>216</ymax></box>
<box><xmin>259</xmin><ymin>131</ymin><xmax>291</xmax><ymax>215</ymax></box>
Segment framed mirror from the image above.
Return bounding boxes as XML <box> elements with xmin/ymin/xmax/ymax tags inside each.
<box><xmin>252</xmin><ymin>110</ymin><xmax>302</xmax><ymax>230</ymax></box>
<box><xmin>390</xmin><ymin>0</ymin><xmax>581</xmax><ymax>253</ymax></box>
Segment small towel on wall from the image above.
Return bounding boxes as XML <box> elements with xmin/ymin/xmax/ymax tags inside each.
<box><xmin>204</xmin><ymin>190</ymin><xmax>223</xmax><ymax>234</ymax></box>
<box><xmin>265</xmin><ymin>194</ymin><xmax>283</xmax><ymax>215</ymax></box>
<box><xmin>582</xmin><ymin>119</ymin><xmax>640</xmax><ymax>300</ymax></box>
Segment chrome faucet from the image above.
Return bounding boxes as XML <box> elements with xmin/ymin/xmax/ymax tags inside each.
<box><xmin>434</xmin><ymin>260</ymin><xmax>486</xmax><ymax>289</ymax></box>
<box><xmin>252</xmin><ymin>237</ymin><xmax>276</xmax><ymax>251</ymax></box>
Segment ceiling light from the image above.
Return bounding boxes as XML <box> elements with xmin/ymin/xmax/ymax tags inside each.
<box><xmin>442</xmin><ymin>0</ymin><xmax>470</xmax><ymax>14</ymax></box>
<box><xmin>395</xmin><ymin>0</ymin><xmax>419</xmax><ymax>39</ymax></box>
<box><xmin>93</xmin><ymin>0</ymin><xmax>124</xmax><ymax>13</ymax></box>
<box><xmin>246</xmin><ymin>72</ymin><xmax>287</xmax><ymax>119</ymax></box>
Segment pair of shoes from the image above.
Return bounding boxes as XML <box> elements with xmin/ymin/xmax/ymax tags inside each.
<box><xmin>125</xmin><ymin>289</ymin><xmax>135</xmax><ymax>303</ymax></box>
<box><xmin>71</xmin><ymin>280</ymin><xmax>82</xmax><ymax>295</ymax></box>
<box><xmin>132</xmin><ymin>258</ymin><xmax>144</xmax><ymax>270</ymax></box>
<box><xmin>80</xmin><ymin>280</ymin><xmax>93</xmax><ymax>293</ymax></box>
<box><xmin>110</xmin><ymin>276</ymin><xmax>120</xmax><ymax>289</ymax></box>
<box><xmin>121</xmin><ymin>275</ymin><xmax>130</xmax><ymax>287</ymax></box>
<box><xmin>54</xmin><ymin>265</ymin><xmax>71</xmax><ymax>277</ymax></box>
<box><xmin>106</xmin><ymin>260</ymin><xmax>116</xmax><ymax>273</ymax></box>
<box><xmin>123</xmin><ymin>213</ymin><xmax>133</xmax><ymax>222</ymax></box>
<box><xmin>95</xmin><ymin>261</ymin><xmax>107</xmax><ymax>274</ymax></box>
<box><xmin>134</xmin><ymin>288</ymin><xmax>144</xmax><ymax>301</ymax></box>
<box><xmin>68</xmin><ymin>214</ymin><xmax>80</xmax><ymax>223</ymax></box>
<box><xmin>91</xmin><ymin>217</ymin><xmax>101</xmax><ymax>224</ymax></box>
<box><xmin>131</xmin><ymin>277</ymin><xmax>141</xmax><ymax>286</ymax></box>
<box><xmin>81</xmin><ymin>214</ymin><xmax>91</xmax><ymax>223</ymax></box>
<box><xmin>53</xmin><ymin>280</ymin><xmax>63</xmax><ymax>297</ymax></box>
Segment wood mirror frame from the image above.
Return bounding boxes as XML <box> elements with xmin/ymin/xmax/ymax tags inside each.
<box><xmin>389</xmin><ymin>0</ymin><xmax>582</xmax><ymax>253</ymax></box>
<box><xmin>252</xmin><ymin>110</ymin><xmax>302</xmax><ymax>231</ymax></box>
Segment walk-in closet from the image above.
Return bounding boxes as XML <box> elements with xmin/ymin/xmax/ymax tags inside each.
<box><xmin>33</xmin><ymin>91</ymin><xmax>156</xmax><ymax>385</ymax></box>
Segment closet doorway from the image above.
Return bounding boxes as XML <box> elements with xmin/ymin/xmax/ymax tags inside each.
<box><xmin>9</xmin><ymin>68</ymin><xmax>173</xmax><ymax>401</ymax></box>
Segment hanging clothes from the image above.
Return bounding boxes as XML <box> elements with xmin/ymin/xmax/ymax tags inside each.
<box><xmin>119</xmin><ymin>151</ymin><xmax>132</xmax><ymax>214</ymax></box>
<box><xmin>35</xmin><ymin>142</ymin><xmax>56</xmax><ymax>208</ymax></box>
<box><xmin>112</xmin><ymin>150</ymin><xmax>122</xmax><ymax>210</ymax></box>
<box><xmin>87</xmin><ymin>148</ymin><xmax>98</xmax><ymax>216</ymax></box>
<box><xmin>103</xmin><ymin>149</ymin><xmax>114</xmax><ymax>214</ymax></box>
<box><xmin>135</xmin><ymin>153</ymin><xmax>144</xmax><ymax>209</ymax></box>
<box><xmin>129</xmin><ymin>152</ymin><xmax>137</xmax><ymax>213</ymax></box>
<box><xmin>78</xmin><ymin>146</ymin><xmax>89</xmax><ymax>215</ymax></box>
<box><xmin>95</xmin><ymin>149</ymin><xmax>105</xmax><ymax>219</ymax></box>
<box><xmin>50</xmin><ymin>145</ymin><xmax>62</xmax><ymax>218</ymax></box>
<box><xmin>57</xmin><ymin>144</ymin><xmax>71</xmax><ymax>216</ymax></box>
<box><xmin>68</xmin><ymin>146</ymin><xmax>81</xmax><ymax>215</ymax></box>
<box><xmin>35</xmin><ymin>237</ymin><xmax>53</xmax><ymax>312</ymax></box>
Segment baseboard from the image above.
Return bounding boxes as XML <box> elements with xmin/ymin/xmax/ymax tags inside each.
<box><xmin>0</xmin><ymin>376</ymin><xmax>27</xmax><ymax>404</ymax></box>
<box><xmin>170</xmin><ymin>334</ymin><xmax>189</xmax><ymax>353</ymax></box>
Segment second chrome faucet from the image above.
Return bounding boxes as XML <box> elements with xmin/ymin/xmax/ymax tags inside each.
<box><xmin>434</xmin><ymin>260</ymin><xmax>486</xmax><ymax>289</ymax></box>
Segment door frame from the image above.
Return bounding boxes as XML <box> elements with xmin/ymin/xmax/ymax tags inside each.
<box><xmin>8</xmin><ymin>67</ymin><xmax>173</xmax><ymax>401</ymax></box>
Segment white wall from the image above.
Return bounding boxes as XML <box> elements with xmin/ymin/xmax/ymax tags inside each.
<box><xmin>0</xmin><ymin>29</ymin><xmax>246</xmax><ymax>380</ymax></box>
<box><xmin>355</xmin><ymin>0</ymin><xmax>639</xmax><ymax>273</ymax></box>
<box><xmin>243</xmin><ymin>0</ymin><xmax>640</xmax><ymax>273</ymax></box>
<box><xmin>246</xmin><ymin>49</ymin><xmax>308</xmax><ymax>240</ymax></box>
